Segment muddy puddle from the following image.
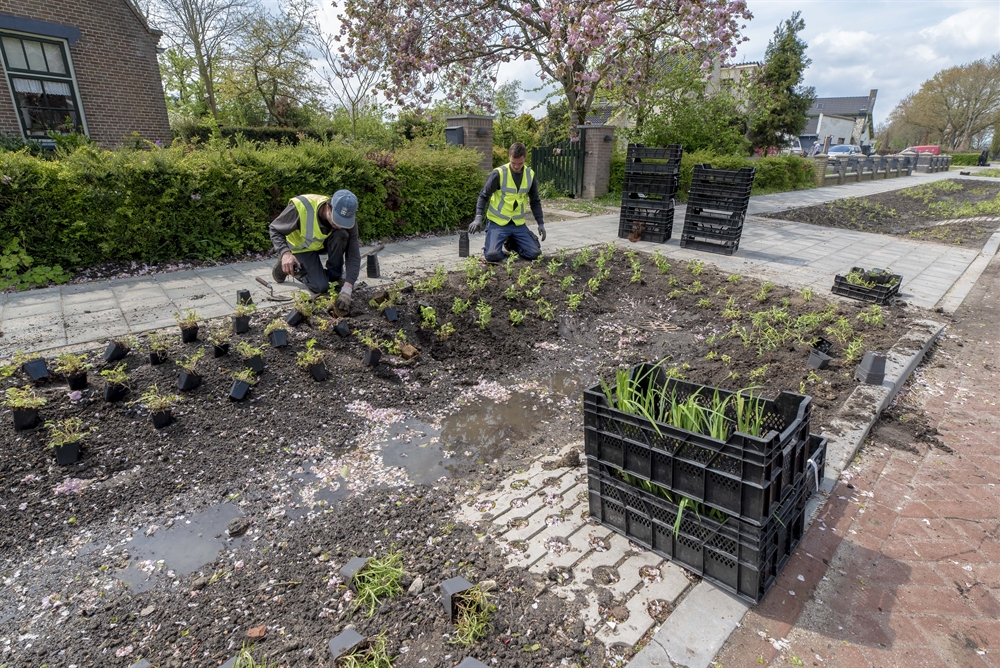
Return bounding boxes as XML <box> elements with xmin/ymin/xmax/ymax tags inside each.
<box><xmin>115</xmin><ymin>503</ymin><xmax>245</xmax><ymax>592</ymax></box>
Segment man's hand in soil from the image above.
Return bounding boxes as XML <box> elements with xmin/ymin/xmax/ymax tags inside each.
<box><xmin>335</xmin><ymin>284</ymin><xmax>352</xmax><ymax>314</ymax></box>
<box><xmin>468</xmin><ymin>215</ymin><xmax>483</xmax><ymax>234</ymax></box>
<box><xmin>537</xmin><ymin>223</ymin><xmax>546</xmax><ymax>242</ymax></box>
<box><xmin>281</xmin><ymin>251</ymin><xmax>301</xmax><ymax>276</ymax></box>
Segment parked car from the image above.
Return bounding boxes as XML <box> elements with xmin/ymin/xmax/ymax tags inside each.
<box><xmin>780</xmin><ymin>136</ymin><xmax>805</xmax><ymax>157</ymax></box>
<box><xmin>899</xmin><ymin>145</ymin><xmax>940</xmax><ymax>155</ymax></box>
<box><xmin>827</xmin><ymin>144</ymin><xmax>863</xmax><ymax>158</ymax></box>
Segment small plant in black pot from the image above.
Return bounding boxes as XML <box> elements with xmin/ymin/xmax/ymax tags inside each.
<box><xmin>45</xmin><ymin>417</ymin><xmax>95</xmax><ymax>466</ymax></box>
<box><xmin>16</xmin><ymin>350</ymin><xmax>50</xmax><ymax>382</ymax></box>
<box><xmin>137</xmin><ymin>384</ymin><xmax>183</xmax><ymax>429</ymax></box>
<box><xmin>208</xmin><ymin>325</ymin><xmax>232</xmax><ymax>357</ymax></box>
<box><xmin>264</xmin><ymin>318</ymin><xmax>290</xmax><ymax>348</ymax></box>
<box><xmin>147</xmin><ymin>331</ymin><xmax>174</xmax><ymax>366</ymax></box>
<box><xmin>176</xmin><ymin>348</ymin><xmax>206</xmax><ymax>391</ymax></box>
<box><xmin>99</xmin><ymin>364</ymin><xmax>130</xmax><ymax>402</ymax></box>
<box><xmin>4</xmin><ymin>386</ymin><xmax>46</xmax><ymax>430</ymax></box>
<box><xmin>54</xmin><ymin>352</ymin><xmax>91</xmax><ymax>390</ymax></box>
<box><xmin>232</xmin><ymin>301</ymin><xmax>256</xmax><ymax>334</ymax></box>
<box><xmin>448</xmin><ymin>582</ymin><xmax>496</xmax><ymax>646</ymax></box>
<box><xmin>103</xmin><ymin>334</ymin><xmax>138</xmax><ymax>363</ymax></box>
<box><xmin>296</xmin><ymin>338</ymin><xmax>328</xmax><ymax>381</ymax></box>
<box><xmin>285</xmin><ymin>291</ymin><xmax>315</xmax><ymax>327</ymax></box>
<box><xmin>173</xmin><ymin>308</ymin><xmax>201</xmax><ymax>343</ymax></box>
<box><xmin>236</xmin><ymin>341</ymin><xmax>265</xmax><ymax>373</ymax></box>
<box><xmin>230</xmin><ymin>369</ymin><xmax>256</xmax><ymax>401</ymax></box>
<box><xmin>369</xmin><ymin>282</ymin><xmax>403</xmax><ymax>322</ymax></box>
<box><xmin>356</xmin><ymin>330</ymin><xmax>383</xmax><ymax>367</ymax></box>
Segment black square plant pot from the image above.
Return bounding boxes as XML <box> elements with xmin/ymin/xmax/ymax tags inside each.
<box><xmin>152</xmin><ymin>410</ymin><xmax>172</xmax><ymax>429</ymax></box>
<box><xmin>213</xmin><ymin>343</ymin><xmax>230</xmax><ymax>358</ymax></box>
<box><xmin>245</xmin><ymin>355</ymin><xmax>265</xmax><ymax>374</ymax></box>
<box><xmin>104</xmin><ymin>383</ymin><xmax>128</xmax><ymax>402</ymax></box>
<box><xmin>22</xmin><ymin>358</ymin><xmax>49</xmax><ymax>382</ymax></box>
<box><xmin>855</xmin><ymin>351</ymin><xmax>886</xmax><ymax>385</ymax></box>
<box><xmin>54</xmin><ymin>442</ymin><xmax>81</xmax><ymax>466</ymax></box>
<box><xmin>220</xmin><ymin>658</ymin><xmax>236</xmax><ymax>668</ymax></box>
<box><xmin>440</xmin><ymin>576</ymin><xmax>474</xmax><ymax>622</ymax></box>
<box><xmin>233</xmin><ymin>315</ymin><xmax>251</xmax><ymax>334</ymax></box>
<box><xmin>150</xmin><ymin>351</ymin><xmax>168</xmax><ymax>366</ymax></box>
<box><xmin>12</xmin><ymin>408</ymin><xmax>39</xmax><ymax>431</ymax></box>
<box><xmin>367</xmin><ymin>254</ymin><xmax>380</xmax><ymax>278</ymax></box>
<box><xmin>309</xmin><ymin>363</ymin><xmax>329</xmax><ymax>382</ymax></box>
<box><xmin>341</xmin><ymin>557</ymin><xmax>371</xmax><ymax>590</ymax></box>
<box><xmin>67</xmin><ymin>372</ymin><xmax>88</xmax><ymax>391</ymax></box>
<box><xmin>328</xmin><ymin>628</ymin><xmax>365</xmax><ymax>662</ymax></box>
<box><xmin>383</xmin><ymin>306</ymin><xmax>398</xmax><ymax>322</ymax></box>
<box><xmin>230</xmin><ymin>379</ymin><xmax>251</xmax><ymax>402</ymax></box>
<box><xmin>180</xmin><ymin>326</ymin><xmax>198</xmax><ymax>343</ymax></box>
<box><xmin>455</xmin><ymin>659</ymin><xmax>489</xmax><ymax>668</ymax></box>
<box><xmin>334</xmin><ymin>320</ymin><xmax>351</xmax><ymax>338</ymax></box>
<box><xmin>459</xmin><ymin>231</ymin><xmax>470</xmax><ymax>258</ymax></box>
<box><xmin>104</xmin><ymin>341</ymin><xmax>128</xmax><ymax>363</ymax></box>
<box><xmin>177</xmin><ymin>371</ymin><xmax>202</xmax><ymax>391</ymax></box>
<box><xmin>363</xmin><ymin>349</ymin><xmax>381</xmax><ymax>367</ymax></box>
<box><xmin>269</xmin><ymin>331</ymin><xmax>289</xmax><ymax>348</ymax></box>
<box><xmin>286</xmin><ymin>309</ymin><xmax>306</xmax><ymax>327</ymax></box>
<box><xmin>807</xmin><ymin>349</ymin><xmax>831</xmax><ymax>370</ymax></box>
<box><xmin>812</xmin><ymin>336</ymin><xmax>833</xmax><ymax>355</ymax></box>
<box><xmin>236</xmin><ymin>289</ymin><xmax>253</xmax><ymax>305</ymax></box>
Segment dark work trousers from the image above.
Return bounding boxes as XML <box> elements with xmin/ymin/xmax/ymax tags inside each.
<box><xmin>291</xmin><ymin>229</ymin><xmax>350</xmax><ymax>294</ymax></box>
<box><xmin>483</xmin><ymin>221</ymin><xmax>541</xmax><ymax>263</ymax></box>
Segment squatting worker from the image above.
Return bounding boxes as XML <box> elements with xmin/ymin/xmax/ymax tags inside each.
<box><xmin>270</xmin><ymin>189</ymin><xmax>361</xmax><ymax>314</ymax></box>
<box><xmin>468</xmin><ymin>142</ymin><xmax>546</xmax><ymax>262</ymax></box>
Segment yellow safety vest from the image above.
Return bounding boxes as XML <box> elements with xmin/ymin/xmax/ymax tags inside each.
<box><xmin>286</xmin><ymin>194</ymin><xmax>332</xmax><ymax>254</ymax></box>
<box><xmin>486</xmin><ymin>164</ymin><xmax>534</xmax><ymax>226</ymax></box>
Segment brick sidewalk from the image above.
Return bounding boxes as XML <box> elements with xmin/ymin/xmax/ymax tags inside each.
<box><xmin>713</xmin><ymin>256</ymin><xmax>1000</xmax><ymax>668</ymax></box>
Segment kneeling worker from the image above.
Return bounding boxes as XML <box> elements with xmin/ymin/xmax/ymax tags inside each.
<box><xmin>270</xmin><ymin>189</ymin><xmax>360</xmax><ymax>314</ymax></box>
<box><xmin>468</xmin><ymin>142</ymin><xmax>546</xmax><ymax>262</ymax></box>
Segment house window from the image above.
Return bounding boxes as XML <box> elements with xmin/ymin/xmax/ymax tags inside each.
<box><xmin>0</xmin><ymin>32</ymin><xmax>84</xmax><ymax>139</ymax></box>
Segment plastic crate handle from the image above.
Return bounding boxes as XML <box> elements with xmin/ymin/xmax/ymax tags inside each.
<box><xmin>806</xmin><ymin>456</ymin><xmax>820</xmax><ymax>492</ymax></box>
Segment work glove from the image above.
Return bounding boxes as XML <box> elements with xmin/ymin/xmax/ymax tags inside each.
<box><xmin>468</xmin><ymin>215</ymin><xmax>483</xmax><ymax>234</ymax></box>
<box><xmin>334</xmin><ymin>284</ymin><xmax>352</xmax><ymax>315</ymax></box>
<box><xmin>537</xmin><ymin>223</ymin><xmax>546</xmax><ymax>242</ymax></box>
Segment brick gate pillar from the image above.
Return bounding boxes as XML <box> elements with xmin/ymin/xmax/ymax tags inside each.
<box><xmin>579</xmin><ymin>125</ymin><xmax>615</xmax><ymax>199</ymax></box>
<box><xmin>445</xmin><ymin>115</ymin><xmax>494</xmax><ymax>171</ymax></box>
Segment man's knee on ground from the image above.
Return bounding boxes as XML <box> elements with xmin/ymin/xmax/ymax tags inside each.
<box><xmin>484</xmin><ymin>249</ymin><xmax>506</xmax><ymax>263</ymax></box>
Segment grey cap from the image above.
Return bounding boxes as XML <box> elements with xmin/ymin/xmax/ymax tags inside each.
<box><xmin>330</xmin><ymin>189</ymin><xmax>358</xmax><ymax>229</ymax></box>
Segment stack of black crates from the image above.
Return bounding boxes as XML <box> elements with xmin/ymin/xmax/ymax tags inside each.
<box><xmin>618</xmin><ymin>144</ymin><xmax>683</xmax><ymax>243</ymax></box>
<box><xmin>584</xmin><ymin>363</ymin><xmax>828</xmax><ymax>604</ymax></box>
<box><xmin>680</xmin><ymin>164</ymin><xmax>756</xmax><ymax>255</ymax></box>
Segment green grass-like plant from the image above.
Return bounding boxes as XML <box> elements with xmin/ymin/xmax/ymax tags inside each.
<box><xmin>752</xmin><ymin>282</ymin><xmax>774</xmax><ymax>302</ymax></box>
<box><xmin>100</xmin><ymin>363</ymin><xmax>129</xmax><ymax>386</ymax></box>
<box><xmin>697</xmin><ymin>298</ymin><xmax>712</xmax><ymax>308</ymax></box>
<box><xmin>415</xmin><ymin>266</ymin><xmax>448</xmax><ymax>293</ymax></box>
<box><xmin>856</xmin><ymin>305</ymin><xmax>884</xmax><ymax>326</ymax></box>
<box><xmin>336</xmin><ymin>633</ymin><xmax>396</xmax><ymax>668</ymax></box>
<box><xmin>571</xmin><ymin>247</ymin><xmax>592</xmax><ymax>271</ymax></box>
<box><xmin>53</xmin><ymin>352</ymin><xmax>91</xmax><ymax>375</ymax></box>
<box><xmin>235</xmin><ymin>341</ymin><xmax>263</xmax><ymax>359</ymax></box>
<box><xmin>727</xmin><ymin>274</ymin><xmax>742</xmax><ymax>284</ymax></box>
<box><xmin>450</xmin><ymin>584</ymin><xmax>496</xmax><ymax>646</ymax></box>
<box><xmin>233</xmin><ymin>301</ymin><xmax>257</xmax><ymax>317</ymax></box>
<box><xmin>233</xmin><ymin>368</ymin><xmax>257</xmax><ymax>384</ymax></box>
<box><xmin>230</xmin><ymin>643</ymin><xmax>280</xmax><ymax>668</ymax></box>
<box><xmin>652</xmin><ymin>250</ymin><xmax>671</xmax><ymax>274</ymax></box>
<box><xmin>291</xmin><ymin>291</ymin><xmax>315</xmax><ymax>316</ymax></box>
<box><xmin>546</xmin><ymin>258</ymin><xmax>563</xmax><ymax>276</ymax></box>
<box><xmin>351</xmin><ymin>552</ymin><xmax>404</xmax><ymax>617</ymax></box>
<box><xmin>207</xmin><ymin>325</ymin><xmax>232</xmax><ymax>346</ymax></box>
<box><xmin>845</xmin><ymin>337</ymin><xmax>865</xmax><ymax>363</ymax></box>
<box><xmin>560</xmin><ymin>275</ymin><xmax>575</xmax><ymax>291</ymax></box>
<box><xmin>536</xmin><ymin>299</ymin><xmax>555</xmax><ymax>321</ymax></box>
<box><xmin>264</xmin><ymin>318</ymin><xmax>289</xmax><ymax>335</ymax></box>
<box><xmin>45</xmin><ymin>417</ymin><xmax>94</xmax><ymax>449</ymax></box>
<box><xmin>176</xmin><ymin>348</ymin><xmax>206</xmax><ymax>374</ymax></box>
<box><xmin>173</xmin><ymin>308</ymin><xmax>200</xmax><ymax>329</ymax></box>
<box><xmin>138</xmin><ymin>384</ymin><xmax>183</xmax><ymax>412</ymax></box>
<box><xmin>296</xmin><ymin>339</ymin><xmax>323</xmax><ymax>368</ymax></box>
<box><xmin>687</xmin><ymin>259</ymin><xmax>705</xmax><ymax>275</ymax></box>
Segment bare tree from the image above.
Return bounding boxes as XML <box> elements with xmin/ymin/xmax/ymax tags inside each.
<box><xmin>155</xmin><ymin>0</ymin><xmax>253</xmax><ymax>118</ymax></box>
<box><xmin>314</xmin><ymin>24</ymin><xmax>382</xmax><ymax>138</ymax></box>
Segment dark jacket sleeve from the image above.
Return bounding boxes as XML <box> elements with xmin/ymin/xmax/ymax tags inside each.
<box><xmin>528</xmin><ymin>177</ymin><xmax>544</xmax><ymax>226</ymax></box>
<box><xmin>475</xmin><ymin>170</ymin><xmax>501</xmax><ymax>219</ymax></box>
<box><xmin>269</xmin><ymin>204</ymin><xmax>299</xmax><ymax>256</ymax></box>
<box><xmin>343</xmin><ymin>223</ymin><xmax>361</xmax><ymax>286</ymax></box>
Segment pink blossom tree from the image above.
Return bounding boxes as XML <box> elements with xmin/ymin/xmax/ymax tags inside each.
<box><xmin>337</xmin><ymin>0</ymin><xmax>752</xmax><ymax>135</ymax></box>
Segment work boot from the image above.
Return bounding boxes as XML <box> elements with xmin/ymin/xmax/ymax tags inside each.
<box><xmin>503</xmin><ymin>237</ymin><xmax>516</xmax><ymax>253</ymax></box>
<box><xmin>272</xmin><ymin>259</ymin><xmax>286</xmax><ymax>284</ymax></box>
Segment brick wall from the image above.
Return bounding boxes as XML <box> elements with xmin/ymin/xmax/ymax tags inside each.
<box><xmin>0</xmin><ymin>0</ymin><xmax>170</xmax><ymax>147</ymax></box>
<box><xmin>580</xmin><ymin>125</ymin><xmax>614</xmax><ymax>199</ymax></box>
<box><xmin>446</xmin><ymin>115</ymin><xmax>494</xmax><ymax>171</ymax></box>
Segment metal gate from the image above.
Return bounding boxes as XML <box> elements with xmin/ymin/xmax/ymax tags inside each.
<box><xmin>530</xmin><ymin>134</ymin><xmax>586</xmax><ymax>197</ymax></box>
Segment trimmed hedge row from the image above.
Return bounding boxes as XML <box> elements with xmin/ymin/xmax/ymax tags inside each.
<box><xmin>0</xmin><ymin>139</ymin><xmax>483</xmax><ymax>271</ymax></box>
<box><xmin>948</xmin><ymin>153</ymin><xmax>982</xmax><ymax>166</ymax></box>
<box><xmin>608</xmin><ymin>150</ymin><xmax>814</xmax><ymax>201</ymax></box>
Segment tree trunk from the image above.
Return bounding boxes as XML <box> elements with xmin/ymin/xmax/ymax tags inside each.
<box><xmin>192</xmin><ymin>40</ymin><xmax>217</xmax><ymax>118</ymax></box>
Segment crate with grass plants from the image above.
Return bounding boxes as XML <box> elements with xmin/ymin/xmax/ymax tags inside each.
<box><xmin>230</xmin><ymin>369</ymin><xmax>257</xmax><ymax>402</ymax></box>
<box><xmin>45</xmin><ymin>417</ymin><xmax>95</xmax><ymax>466</ymax></box>
<box><xmin>136</xmin><ymin>384</ymin><xmax>183</xmax><ymax>429</ymax></box>
<box><xmin>584</xmin><ymin>361</ymin><xmax>812</xmax><ymax>525</ymax></box>
<box><xmin>232</xmin><ymin>301</ymin><xmax>256</xmax><ymax>334</ymax></box>
<box><xmin>173</xmin><ymin>308</ymin><xmax>201</xmax><ymax>343</ymax></box>
<box><xmin>4</xmin><ymin>385</ymin><xmax>46</xmax><ymax>430</ymax></box>
<box><xmin>264</xmin><ymin>318</ymin><xmax>290</xmax><ymax>347</ymax></box>
<box><xmin>297</xmin><ymin>338</ymin><xmax>328</xmax><ymax>381</ymax></box>
<box><xmin>100</xmin><ymin>363</ymin><xmax>129</xmax><ymax>402</ymax></box>
<box><xmin>147</xmin><ymin>331</ymin><xmax>173</xmax><ymax>366</ymax></box>
<box><xmin>236</xmin><ymin>341</ymin><xmax>265</xmax><ymax>374</ymax></box>
<box><xmin>588</xmin><ymin>433</ymin><xmax>826</xmax><ymax>604</ymax></box>
<box><xmin>618</xmin><ymin>198</ymin><xmax>675</xmax><ymax>244</ymax></box>
<box><xmin>831</xmin><ymin>267</ymin><xmax>901</xmax><ymax>305</ymax></box>
<box><xmin>176</xmin><ymin>348</ymin><xmax>206</xmax><ymax>391</ymax></box>
<box><xmin>54</xmin><ymin>352</ymin><xmax>91</xmax><ymax>390</ymax></box>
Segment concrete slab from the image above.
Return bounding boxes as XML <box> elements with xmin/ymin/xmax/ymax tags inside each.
<box><xmin>644</xmin><ymin>582</ymin><xmax>748</xmax><ymax>668</ymax></box>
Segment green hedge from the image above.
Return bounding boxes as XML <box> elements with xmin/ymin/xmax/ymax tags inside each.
<box><xmin>0</xmin><ymin>139</ymin><xmax>483</xmax><ymax>271</ymax></box>
<box><xmin>948</xmin><ymin>153</ymin><xmax>981</xmax><ymax>166</ymax></box>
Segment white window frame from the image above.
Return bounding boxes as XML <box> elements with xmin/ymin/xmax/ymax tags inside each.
<box><xmin>0</xmin><ymin>29</ymin><xmax>87</xmax><ymax>140</ymax></box>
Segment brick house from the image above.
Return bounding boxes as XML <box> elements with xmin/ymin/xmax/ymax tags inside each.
<box><xmin>0</xmin><ymin>0</ymin><xmax>170</xmax><ymax>147</ymax></box>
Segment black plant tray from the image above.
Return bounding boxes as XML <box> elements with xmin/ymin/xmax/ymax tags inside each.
<box><xmin>626</xmin><ymin>144</ymin><xmax>684</xmax><ymax>162</ymax></box>
<box><xmin>686</xmin><ymin>191</ymin><xmax>751</xmax><ymax>214</ymax></box>
<box><xmin>624</xmin><ymin>160</ymin><xmax>681</xmax><ymax>176</ymax></box>
<box><xmin>679</xmin><ymin>237</ymin><xmax>741</xmax><ymax>256</ymax></box>
<box><xmin>831</xmin><ymin>268</ymin><xmax>902</xmax><ymax>305</ymax></box>
<box><xmin>588</xmin><ymin>460</ymin><xmax>809</xmax><ymax>604</ymax></box>
<box><xmin>623</xmin><ymin>174</ymin><xmax>679</xmax><ymax>199</ymax></box>
<box><xmin>618</xmin><ymin>213</ymin><xmax>673</xmax><ymax>244</ymax></box>
<box><xmin>691</xmin><ymin>164</ymin><xmax>756</xmax><ymax>186</ymax></box>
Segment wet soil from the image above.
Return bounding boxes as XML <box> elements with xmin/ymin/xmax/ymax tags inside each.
<box><xmin>0</xmin><ymin>247</ymin><xmax>919</xmax><ymax>667</ymax></box>
<box><xmin>764</xmin><ymin>178</ymin><xmax>1000</xmax><ymax>248</ymax></box>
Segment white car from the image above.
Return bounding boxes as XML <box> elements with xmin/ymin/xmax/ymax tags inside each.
<box><xmin>827</xmin><ymin>144</ymin><xmax>863</xmax><ymax>158</ymax></box>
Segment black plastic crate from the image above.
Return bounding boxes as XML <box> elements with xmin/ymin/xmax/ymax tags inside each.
<box><xmin>679</xmin><ymin>237</ymin><xmax>740</xmax><ymax>255</ymax></box>
<box><xmin>831</xmin><ymin>267</ymin><xmax>902</xmax><ymax>305</ymax></box>
<box><xmin>587</xmin><ymin>462</ymin><xmax>809</xmax><ymax>603</ymax></box>
<box><xmin>691</xmin><ymin>164</ymin><xmax>756</xmax><ymax>185</ymax></box>
<box><xmin>681</xmin><ymin>219</ymin><xmax>744</xmax><ymax>242</ymax></box>
<box><xmin>687</xmin><ymin>192</ymin><xmax>752</xmax><ymax>214</ymax></box>
<box><xmin>619</xmin><ymin>203</ymin><xmax>674</xmax><ymax>243</ymax></box>
<box><xmin>624</xmin><ymin>161</ymin><xmax>680</xmax><ymax>176</ymax></box>
<box><xmin>626</xmin><ymin>143</ymin><xmax>684</xmax><ymax>162</ymax></box>
<box><xmin>624</xmin><ymin>174</ymin><xmax>679</xmax><ymax>198</ymax></box>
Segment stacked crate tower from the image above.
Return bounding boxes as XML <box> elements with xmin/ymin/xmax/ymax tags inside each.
<box><xmin>584</xmin><ymin>365</ymin><xmax>828</xmax><ymax>604</ymax></box>
<box><xmin>618</xmin><ymin>144</ymin><xmax>683</xmax><ymax>243</ymax></box>
<box><xmin>679</xmin><ymin>164</ymin><xmax>755</xmax><ymax>255</ymax></box>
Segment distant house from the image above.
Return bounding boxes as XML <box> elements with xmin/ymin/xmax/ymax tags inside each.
<box><xmin>0</xmin><ymin>0</ymin><xmax>170</xmax><ymax>147</ymax></box>
<box><xmin>801</xmin><ymin>90</ymin><xmax>877</xmax><ymax>152</ymax></box>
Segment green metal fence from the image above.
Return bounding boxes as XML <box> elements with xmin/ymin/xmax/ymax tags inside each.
<box><xmin>531</xmin><ymin>135</ymin><xmax>586</xmax><ymax>197</ymax></box>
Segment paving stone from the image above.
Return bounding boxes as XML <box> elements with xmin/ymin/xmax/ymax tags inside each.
<box><xmin>642</xmin><ymin>562</ymin><xmax>692</xmax><ymax>606</ymax></box>
<box><xmin>596</xmin><ymin>588</ymin><xmax>658</xmax><ymax>648</ymax></box>
<box><xmin>608</xmin><ymin>551</ymin><xmax>664</xmax><ymax>600</ymax></box>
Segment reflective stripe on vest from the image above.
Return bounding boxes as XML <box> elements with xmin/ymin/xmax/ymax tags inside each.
<box><xmin>287</xmin><ymin>194</ymin><xmax>332</xmax><ymax>253</ymax></box>
<box><xmin>486</xmin><ymin>164</ymin><xmax>534</xmax><ymax>226</ymax></box>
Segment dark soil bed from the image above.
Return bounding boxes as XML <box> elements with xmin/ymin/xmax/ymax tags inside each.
<box><xmin>764</xmin><ymin>178</ymin><xmax>1000</xmax><ymax>247</ymax></box>
<box><xmin>0</xmin><ymin>245</ymin><xmax>919</xmax><ymax>667</ymax></box>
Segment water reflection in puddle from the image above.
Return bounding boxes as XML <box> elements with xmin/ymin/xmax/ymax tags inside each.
<box><xmin>115</xmin><ymin>503</ymin><xmax>244</xmax><ymax>592</ymax></box>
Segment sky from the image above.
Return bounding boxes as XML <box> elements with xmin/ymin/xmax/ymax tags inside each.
<box><xmin>303</xmin><ymin>0</ymin><xmax>1000</xmax><ymax>124</ymax></box>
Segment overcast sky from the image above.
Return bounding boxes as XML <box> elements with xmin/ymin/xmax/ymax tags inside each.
<box><xmin>305</xmin><ymin>0</ymin><xmax>1000</xmax><ymax>123</ymax></box>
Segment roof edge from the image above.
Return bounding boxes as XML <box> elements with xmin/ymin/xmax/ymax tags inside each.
<box><xmin>122</xmin><ymin>0</ymin><xmax>162</xmax><ymax>39</ymax></box>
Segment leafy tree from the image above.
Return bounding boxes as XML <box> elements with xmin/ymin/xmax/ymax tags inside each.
<box><xmin>748</xmin><ymin>11</ymin><xmax>815</xmax><ymax>151</ymax></box>
<box><xmin>159</xmin><ymin>46</ymin><xmax>207</xmax><ymax>118</ymax></box>
<box><xmin>314</xmin><ymin>22</ymin><xmax>383</xmax><ymax>139</ymax></box>
<box><xmin>338</xmin><ymin>0</ymin><xmax>751</xmax><ymax>136</ymax></box>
